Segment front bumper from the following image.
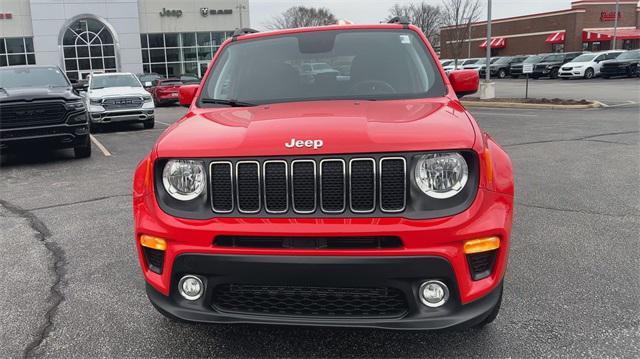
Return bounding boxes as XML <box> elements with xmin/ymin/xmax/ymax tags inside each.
<box><xmin>90</xmin><ymin>108</ymin><xmax>155</xmax><ymax>124</ymax></box>
<box><xmin>0</xmin><ymin>123</ymin><xmax>89</xmax><ymax>149</ymax></box>
<box><xmin>146</xmin><ymin>254</ymin><xmax>503</xmax><ymax>330</ymax></box>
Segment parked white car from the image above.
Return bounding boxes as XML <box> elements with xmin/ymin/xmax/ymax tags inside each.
<box><xmin>442</xmin><ymin>58</ymin><xmax>478</xmax><ymax>73</ymax></box>
<box><xmin>85</xmin><ymin>72</ymin><xmax>155</xmax><ymax>131</ymax></box>
<box><xmin>558</xmin><ymin>50</ymin><xmax>624</xmax><ymax>79</ymax></box>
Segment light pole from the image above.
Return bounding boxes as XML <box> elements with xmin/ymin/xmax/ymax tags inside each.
<box><xmin>612</xmin><ymin>0</ymin><xmax>620</xmax><ymax>49</ymax></box>
<box><xmin>236</xmin><ymin>0</ymin><xmax>247</xmax><ymax>28</ymax></box>
<box><xmin>467</xmin><ymin>21</ymin><xmax>472</xmax><ymax>58</ymax></box>
<box><xmin>480</xmin><ymin>0</ymin><xmax>495</xmax><ymax>100</ymax></box>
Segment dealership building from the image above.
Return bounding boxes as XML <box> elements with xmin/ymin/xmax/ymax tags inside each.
<box><xmin>0</xmin><ymin>0</ymin><xmax>250</xmax><ymax>80</ymax></box>
<box><xmin>440</xmin><ymin>0</ymin><xmax>640</xmax><ymax>59</ymax></box>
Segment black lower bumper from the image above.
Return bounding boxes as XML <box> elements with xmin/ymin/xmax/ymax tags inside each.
<box><xmin>146</xmin><ymin>254</ymin><xmax>502</xmax><ymax>330</ymax></box>
<box><xmin>0</xmin><ymin>124</ymin><xmax>89</xmax><ymax>150</ymax></box>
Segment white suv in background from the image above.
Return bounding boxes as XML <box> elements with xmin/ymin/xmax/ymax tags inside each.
<box><xmin>559</xmin><ymin>51</ymin><xmax>624</xmax><ymax>79</ymax></box>
<box><xmin>85</xmin><ymin>72</ymin><xmax>155</xmax><ymax>131</ymax></box>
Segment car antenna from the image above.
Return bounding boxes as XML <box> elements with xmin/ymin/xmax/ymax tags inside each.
<box><xmin>387</xmin><ymin>16</ymin><xmax>411</xmax><ymax>26</ymax></box>
<box><xmin>232</xmin><ymin>27</ymin><xmax>259</xmax><ymax>41</ymax></box>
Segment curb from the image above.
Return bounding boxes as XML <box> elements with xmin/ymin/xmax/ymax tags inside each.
<box><xmin>461</xmin><ymin>100</ymin><xmax>602</xmax><ymax>110</ymax></box>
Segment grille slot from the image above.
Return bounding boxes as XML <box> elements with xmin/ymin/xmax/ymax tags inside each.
<box><xmin>212</xmin><ymin>284</ymin><xmax>408</xmax><ymax>318</ymax></box>
<box><xmin>0</xmin><ymin>101</ymin><xmax>68</xmax><ymax>129</ymax></box>
<box><xmin>210</xmin><ymin>162</ymin><xmax>233</xmax><ymax>213</ymax></box>
<box><xmin>263</xmin><ymin>161</ymin><xmax>288</xmax><ymax>213</ymax></box>
<box><xmin>467</xmin><ymin>250</ymin><xmax>498</xmax><ymax>281</ymax></box>
<box><xmin>208</xmin><ymin>156</ymin><xmax>408</xmax><ymax>215</ymax></box>
<box><xmin>142</xmin><ymin>247</ymin><xmax>164</xmax><ymax>274</ymax></box>
<box><xmin>236</xmin><ymin>161</ymin><xmax>260</xmax><ymax>213</ymax></box>
<box><xmin>349</xmin><ymin>158</ymin><xmax>375</xmax><ymax>213</ymax></box>
<box><xmin>320</xmin><ymin>159</ymin><xmax>345</xmax><ymax>213</ymax></box>
<box><xmin>101</xmin><ymin>97</ymin><xmax>143</xmax><ymax>110</ymax></box>
<box><xmin>214</xmin><ymin>236</ymin><xmax>403</xmax><ymax>249</ymax></box>
<box><xmin>291</xmin><ymin>160</ymin><xmax>317</xmax><ymax>213</ymax></box>
<box><xmin>380</xmin><ymin>158</ymin><xmax>406</xmax><ymax>212</ymax></box>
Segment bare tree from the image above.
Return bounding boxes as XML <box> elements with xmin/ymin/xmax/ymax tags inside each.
<box><xmin>387</xmin><ymin>2</ymin><xmax>443</xmax><ymax>46</ymax></box>
<box><xmin>266</xmin><ymin>6</ymin><xmax>337</xmax><ymax>30</ymax></box>
<box><xmin>441</xmin><ymin>0</ymin><xmax>482</xmax><ymax>65</ymax></box>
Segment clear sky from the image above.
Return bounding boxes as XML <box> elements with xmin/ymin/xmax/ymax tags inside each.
<box><xmin>249</xmin><ymin>0</ymin><xmax>575</xmax><ymax>30</ymax></box>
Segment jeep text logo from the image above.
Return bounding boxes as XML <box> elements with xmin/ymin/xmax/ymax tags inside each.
<box><xmin>285</xmin><ymin>138</ymin><xmax>324</xmax><ymax>149</ymax></box>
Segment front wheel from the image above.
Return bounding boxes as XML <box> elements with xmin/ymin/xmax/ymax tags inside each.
<box><xmin>143</xmin><ymin>119</ymin><xmax>155</xmax><ymax>129</ymax></box>
<box><xmin>497</xmin><ymin>69</ymin><xmax>507</xmax><ymax>79</ymax></box>
<box><xmin>74</xmin><ymin>136</ymin><xmax>92</xmax><ymax>158</ymax></box>
<box><xmin>550</xmin><ymin>68</ymin><xmax>559</xmax><ymax>79</ymax></box>
<box><xmin>584</xmin><ymin>68</ymin><xmax>594</xmax><ymax>79</ymax></box>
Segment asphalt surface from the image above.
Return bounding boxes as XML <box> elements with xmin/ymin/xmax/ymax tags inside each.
<box><xmin>487</xmin><ymin>77</ymin><xmax>640</xmax><ymax>106</ymax></box>
<box><xmin>1</xmin><ymin>95</ymin><xmax>639</xmax><ymax>357</ymax></box>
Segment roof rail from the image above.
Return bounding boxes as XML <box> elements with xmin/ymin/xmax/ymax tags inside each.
<box><xmin>387</xmin><ymin>16</ymin><xmax>411</xmax><ymax>25</ymax></box>
<box><xmin>232</xmin><ymin>28</ymin><xmax>259</xmax><ymax>37</ymax></box>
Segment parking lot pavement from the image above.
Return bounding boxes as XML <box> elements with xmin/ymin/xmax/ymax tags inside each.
<box><xmin>1</xmin><ymin>105</ymin><xmax>639</xmax><ymax>357</ymax></box>
<box><xmin>490</xmin><ymin>77</ymin><xmax>640</xmax><ymax>105</ymax></box>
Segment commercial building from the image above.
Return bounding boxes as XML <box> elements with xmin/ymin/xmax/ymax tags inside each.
<box><xmin>440</xmin><ymin>0</ymin><xmax>640</xmax><ymax>59</ymax></box>
<box><xmin>0</xmin><ymin>0</ymin><xmax>250</xmax><ymax>80</ymax></box>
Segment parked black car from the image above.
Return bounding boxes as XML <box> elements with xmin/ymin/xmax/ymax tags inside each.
<box><xmin>509</xmin><ymin>55</ymin><xmax>545</xmax><ymax>78</ymax></box>
<box><xmin>600</xmin><ymin>50</ymin><xmax>640</xmax><ymax>78</ymax></box>
<box><xmin>480</xmin><ymin>55</ymin><xmax>528</xmax><ymax>78</ymax></box>
<box><xmin>531</xmin><ymin>52</ymin><xmax>583</xmax><ymax>79</ymax></box>
<box><xmin>0</xmin><ymin>65</ymin><xmax>91</xmax><ymax>158</ymax></box>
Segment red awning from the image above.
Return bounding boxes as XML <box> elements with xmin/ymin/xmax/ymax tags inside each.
<box><xmin>479</xmin><ymin>37</ymin><xmax>506</xmax><ymax>49</ymax></box>
<box><xmin>583</xmin><ymin>29</ymin><xmax>640</xmax><ymax>42</ymax></box>
<box><xmin>545</xmin><ymin>31</ymin><xmax>565</xmax><ymax>44</ymax></box>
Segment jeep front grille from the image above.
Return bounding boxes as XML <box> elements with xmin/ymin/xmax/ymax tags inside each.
<box><xmin>209</xmin><ymin>156</ymin><xmax>406</xmax><ymax>215</ymax></box>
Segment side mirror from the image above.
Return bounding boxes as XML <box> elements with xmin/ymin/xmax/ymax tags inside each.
<box><xmin>448</xmin><ymin>70</ymin><xmax>479</xmax><ymax>98</ymax></box>
<box><xmin>179</xmin><ymin>84</ymin><xmax>199</xmax><ymax>107</ymax></box>
<box><xmin>72</xmin><ymin>82</ymin><xmax>88</xmax><ymax>91</ymax></box>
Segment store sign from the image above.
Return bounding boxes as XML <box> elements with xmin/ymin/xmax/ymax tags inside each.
<box><xmin>600</xmin><ymin>11</ymin><xmax>621</xmax><ymax>22</ymax></box>
<box><xmin>200</xmin><ymin>8</ymin><xmax>233</xmax><ymax>17</ymax></box>
<box><xmin>0</xmin><ymin>12</ymin><xmax>13</xmax><ymax>20</ymax></box>
<box><xmin>159</xmin><ymin>8</ymin><xmax>183</xmax><ymax>18</ymax></box>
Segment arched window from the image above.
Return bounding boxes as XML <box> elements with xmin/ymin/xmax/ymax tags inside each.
<box><xmin>62</xmin><ymin>18</ymin><xmax>117</xmax><ymax>81</ymax></box>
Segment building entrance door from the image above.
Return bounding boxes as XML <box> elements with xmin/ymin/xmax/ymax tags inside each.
<box><xmin>61</xmin><ymin>17</ymin><xmax>118</xmax><ymax>82</ymax></box>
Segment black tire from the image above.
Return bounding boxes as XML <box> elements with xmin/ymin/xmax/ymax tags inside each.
<box><xmin>497</xmin><ymin>69</ymin><xmax>507</xmax><ymax>79</ymax></box>
<box><xmin>628</xmin><ymin>66</ymin><xmax>638</xmax><ymax>78</ymax></box>
<box><xmin>143</xmin><ymin>119</ymin><xmax>155</xmax><ymax>129</ymax></box>
<box><xmin>474</xmin><ymin>285</ymin><xmax>503</xmax><ymax>328</ymax></box>
<box><xmin>584</xmin><ymin>68</ymin><xmax>594</xmax><ymax>79</ymax></box>
<box><xmin>550</xmin><ymin>68</ymin><xmax>559</xmax><ymax>79</ymax></box>
<box><xmin>89</xmin><ymin>122</ymin><xmax>100</xmax><ymax>133</ymax></box>
<box><xmin>74</xmin><ymin>136</ymin><xmax>92</xmax><ymax>158</ymax></box>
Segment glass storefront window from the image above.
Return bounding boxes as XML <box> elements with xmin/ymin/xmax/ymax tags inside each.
<box><xmin>166</xmin><ymin>48</ymin><xmax>180</xmax><ymax>62</ymax></box>
<box><xmin>150</xmin><ymin>49</ymin><xmax>165</xmax><ymax>63</ymax></box>
<box><xmin>148</xmin><ymin>34</ymin><xmax>164</xmax><ymax>48</ymax></box>
<box><xmin>165</xmin><ymin>34</ymin><xmax>179</xmax><ymax>48</ymax></box>
<box><xmin>0</xmin><ymin>37</ymin><xmax>36</xmax><ymax>67</ymax></box>
<box><xmin>61</xmin><ymin>18</ymin><xmax>117</xmax><ymax>78</ymax></box>
<box><xmin>197</xmin><ymin>32</ymin><xmax>211</xmax><ymax>46</ymax></box>
<box><xmin>181</xmin><ymin>33</ymin><xmax>196</xmax><ymax>46</ymax></box>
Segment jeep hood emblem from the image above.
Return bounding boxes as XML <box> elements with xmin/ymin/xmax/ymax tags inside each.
<box><xmin>285</xmin><ymin>138</ymin><xmax>324</xmax><ymax>149</ymax></box>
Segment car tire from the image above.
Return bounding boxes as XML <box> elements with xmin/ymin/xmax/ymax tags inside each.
<box><xmin>584</xmin><ymin>68</ymin><xmax>594</xmax><ymax>79</ymax></box>
<box><xmin>550</xmin><ymin>68</ymin><xmax>559</xmax><ymax>79</ymax></box>
<box><xmin>628</xmin><ymin>66</ymin><xmax>638</xmax><ymax>78</ymax></box>
<box><xmin>89</xmin><ymin>122</ymin><xmax>100</xmax><ymax>133</ymax></box>
<box><xmin>143</xmin><ymin>119</ymin><xmax>155</xmax><ymax>129</ymax></box>
<box><xmin>474</xmin><ymin>285</ymin><xmax>503</xmax><ymax>328</ymax></box>
<box><xmin>74</xmin><ymin>136</ymin><xmax>92</xmax><ymax>159</ymax></box>
<box><xmin>497</xmin><ymin>69</ymin><xmax>507</xmax><ymax>79</ymax></box>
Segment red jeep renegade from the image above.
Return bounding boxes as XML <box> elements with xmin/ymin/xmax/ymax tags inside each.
<box><xmin>133</xmin><ymin>21</ymin><xmax>514</xmax><ymax>330</ymax></box>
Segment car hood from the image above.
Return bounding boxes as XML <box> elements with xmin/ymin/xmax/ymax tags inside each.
<box><xmin>602</xmin><ymin>59</ymin><xmax>637</xmax><ymax>65</ymax></box>
<box><xmin>563</xmin><ymin>61</ymin><xmax>592</xmax><ymax>67</ymax></box>
<box><xmin>88</xmin><ymin>86</ymin><xmax>148</xmax><ymax>98</ymax></box>
<box><xmin>0</xmin><ymin>86</ymin><xmax>79</xmax><ymax>103</ymax></box>
<box><xmin>155</xmin><ymin>99</ymin><xmax>477</xmax><ymax>158</ymax></box>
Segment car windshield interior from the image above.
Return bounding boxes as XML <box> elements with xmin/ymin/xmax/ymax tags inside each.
<box><xmin>524</xmin><ymin>56</ymin><xmax>543</xmax><ymax>63</ymax></box>
<box><xmin>617</xmin><ymin>51</ymin><xmax>640</xmax><ymax>60</ymax></box>
<box><xmin>0</xmin><ymin>67</ymin><xmax>69</xmax><ymax>89</ymax></box>
<box><xmin>91</xmin><ymin>74</ymin><xmax>141</xmax><ymax>89</ymax></box>
<box><xmin>201</xmin><ymin>29</ymin><xmax>445</xmax><ymax>105</ymax></box>
<box><xmin>493</xmin><ymin>57</ymin><xmax>511</xmax><ymax>64</ymax></box>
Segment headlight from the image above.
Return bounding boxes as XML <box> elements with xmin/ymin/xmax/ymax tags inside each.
<box><xmin>66</xmin><ymin>101</ymin><xmax>85</xmax><ymax>111</ymax></box>
<box><xmin>89</xmin><ymin>98</ymin><xmax>102</xmax><ymax>106</ymax></box>
<box><xmin>414</xmin><ymin>152</ymin><xmax>468</xmax><ymax>199</ymax></box>
<box><xmin>67</xmin><ymin>112</ymin><xmax>88</xmax><ymax>124</ymax></box>
<box><xmin>143</xmin><ymin>95</ymin><xmax>153</xmax><ymax>103</ymax></box>
<box><xmin>162</xmin><ymin>160</ymin><xmax>206</xmax><ymax>201</ymax></box>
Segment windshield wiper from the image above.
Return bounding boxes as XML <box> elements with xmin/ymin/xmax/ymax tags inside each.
<box><xmin>201</xmin><ymin>98</ymin><xmax>256</xmax><ymax>107</ymax></box>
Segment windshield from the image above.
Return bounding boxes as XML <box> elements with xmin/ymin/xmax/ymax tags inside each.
<box><xmin>524</xmin><ymin>56</ymin><xmax>543</xmax><ymax>63</ymax></box>
<box><xmin>91</xmin><ymin>74</ymin><xmax>141</xmax><ymax>89</ymax></box>
<box><xmin>0</xmin><ymin>67</ymin><xmax>69</xmax><ymax>89</ymax></box>
<box><xmin>490</xmin><ymin>57</ymin><xmax>501</xmax><ymax>64</ymax></box>
<box><xmin>200</xmin><ymin>29</ymin><xmax>445</xmax><ymax>105</ymax></box>
<box><xmin>617</xmin><ymin>51</ymin><xmax>640</xmax><ymax>60</ymax></box>
<box><xmin>493</xmin><ymin>57</ymin><xmax>511</xmax><ymax>64</ymax></box>
<box><xmin>441</xmin><ymin>60</ymin><xmax>453</xmax><ymax>66</ymax></box>
<box><xmin>571</xmin><ymin>54</ymin><xmax>596</xmax><ymax>62</ymax></box>
<box><xmin>462</xmin><ymin>59</ymin><xmax>479</xmax><ymax>65</ymax></box>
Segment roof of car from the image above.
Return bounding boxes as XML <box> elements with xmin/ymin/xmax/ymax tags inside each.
<box><xmin>92</xmin><ymin>72</ymin><xmax>135</xmax><ymax>77</ymax></box>
<box><xmin>231</xmin><ymin>23</ymin><xmax>415</xmax><ymax>43</ymax></box>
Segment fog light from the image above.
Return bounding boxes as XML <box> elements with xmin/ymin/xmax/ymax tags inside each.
<box><xmin>178</xmin><ymin>275</ymin><xmax>204</xmax><ymax>301</ymax></box>
<box><xmin>419</xmin><ymin>280</ymin><xmax>449</xmax><ymax>308</ymax></box>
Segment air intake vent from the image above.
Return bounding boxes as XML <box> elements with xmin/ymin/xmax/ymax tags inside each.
<box><xmin>214</xmin><ymin>236</ymin><xmax>403</xmax><ymax>249</ymax></box>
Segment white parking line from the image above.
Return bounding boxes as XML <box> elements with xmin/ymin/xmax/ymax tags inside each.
<box><xmin>156</xmin><ymin>120</ymin><xmax>172</xmax><ymax>126</ymax></box>
<box><xmin>90</xmin><ymin>135</ymin><xmax>112</xmax><ymax>157</ymax></box>
<box><xmin>472</xmin><ymin>111</ymin><xmax>538</xmax><ymax>117</ymax></box>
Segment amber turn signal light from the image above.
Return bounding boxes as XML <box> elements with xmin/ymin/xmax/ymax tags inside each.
<box><xmin>463</xmin><ymin>236</ymin><xmax>500</xmax><ymax>254</ymax></box>
<box><xmin>140</xmin><ymin>235</ymin><xmax>167</xmax><ymax>251</ymax></box>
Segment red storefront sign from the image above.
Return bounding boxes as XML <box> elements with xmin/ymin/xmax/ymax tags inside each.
<box><xmin>0</xmin><ymin>13</ymin><xmax>14</xmax><ymax>19</ymax></box>
<box><xmin>600</xmin><ymin>11</ymin><xmax>621</xmax><ymax>22</ymax></box>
